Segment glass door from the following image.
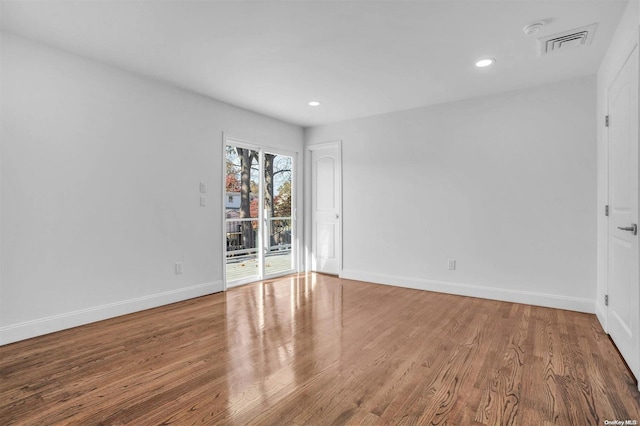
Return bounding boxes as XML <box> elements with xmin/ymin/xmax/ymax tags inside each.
<box><xmin>225</xmin><ymin>144</ymin><xmax>261</xmax><ymax>284</ymax></box>
<box><xmin>263</xmin><ymin>152</ymin><xmax>294</xmax><ymax>277</ymax></box>
<box><xmin>225</xmin><ymin>141</ymin><xmax>295</xmax><ymax>286</ymax></box>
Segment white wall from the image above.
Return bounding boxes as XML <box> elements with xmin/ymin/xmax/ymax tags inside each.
<box><xmin>306</xmin><ymin>76</ymin><xmax>597</xmax><ymax>312</ymax></box>
<box><xmin>596</xmin><ymin>0</ymin><xmax>639</xmax><ymax>329</ymax></box>
<box><xmin>0</xmin><ymin>33</ymin><xmax>303</xmax><ymax>344</ymax></box>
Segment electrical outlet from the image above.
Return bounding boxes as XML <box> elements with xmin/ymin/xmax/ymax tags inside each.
<box><xmin>175</xmin><ymin>262</ymin><xmax>183</xmax><ymax>274</ymax></box>
<box><xmin>448</xmin><ymin>259</ymin><xmax>456</xmax><ymax>270</ymax></box>
<box><xmin>200</xmin><ymin>195</ymin><xmax>206</xmax><ymax>207</ymax></box>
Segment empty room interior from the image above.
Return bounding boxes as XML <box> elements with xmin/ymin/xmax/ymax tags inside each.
<box><xmin>2</xmin><ymin>0</ymin><xmax>640</xmax><ymax>424</ymax></box>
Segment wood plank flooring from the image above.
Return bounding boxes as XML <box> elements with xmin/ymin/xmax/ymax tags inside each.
<box><xmin>1</xmin><ymin>273</ymin><xmax>639</xmax><ymax>425</ymax></box>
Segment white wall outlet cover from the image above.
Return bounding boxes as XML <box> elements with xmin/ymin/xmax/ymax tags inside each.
<box><xmin>200</xmin><ymin>195</ymin><xmax>206</xmax><ymax>206</ymax></box>
<box><xmin>175</xmin><ymin>262</ymin><xmax>184</xmax><ymax>274</ymax></box>
<box><xmin>199</xmin><ymin>182</ymin><xmax>207</xmax><ymax>193</ymax></box>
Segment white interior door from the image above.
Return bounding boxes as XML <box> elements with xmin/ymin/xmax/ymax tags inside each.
<box><xmin>607</xmin><ymin>45</ymin><xmax>639</xmax><ymax>380</ymax></box>
<box><xmin>310</xmin><ymin>143</ymin><xmax>341</xmax><ymax>275</ymax></box>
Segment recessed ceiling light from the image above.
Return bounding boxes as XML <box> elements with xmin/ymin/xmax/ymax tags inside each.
<box><xmin>308</xmin><ymin>101</ymin><xmax>321</xmax><ymax>106</ymax></box>
<box><xmin>475</xmin><ymin>58</ymin><xmax>495</xmax><ymax>68</ymax></box>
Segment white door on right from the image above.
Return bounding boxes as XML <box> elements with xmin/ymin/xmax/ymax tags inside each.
<box><xmin>607</xmin><ymin>45</ymin><xmax>639</xmax><ymax>380</ymax></box>
<box><xmin>311</xmin><ymin>143</ymin><xmax>341</xmax><ymax>275</ymax></box>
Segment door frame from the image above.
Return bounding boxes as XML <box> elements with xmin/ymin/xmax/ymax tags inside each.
<box><xmin>305</xmin><ymin>140</ymin><xmax>343</xmax><ymax>275</ymax></box>
<box><xmin>603</xmin><ymin>38</ymin><xmax>640</xmax><ymax>385</ymax></box>
<box><xmin>222</xmin><ymin>134</ymin><xmax>298</xmax><ymax>289</ymax></box>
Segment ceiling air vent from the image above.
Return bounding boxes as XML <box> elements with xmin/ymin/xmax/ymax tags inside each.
<box><xmin>537</xmin><ymin>23</ymin><xmax>597</xmax><ymax>57</ymax></box>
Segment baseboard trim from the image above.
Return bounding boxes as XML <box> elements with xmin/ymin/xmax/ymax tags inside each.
<box><xmin>0</xmin><ymin>281</ymin><xmax>223</xmax><ymax>346</ymax></box>
<box><xmin>340</xmin><ymin>270</ymin><xmax>594</xmax><ymax>314</ymax></box>
<box><xmin>596</xmin><ymin>302</ymin><xmax>608</xmax><ymax>332</ymax></box>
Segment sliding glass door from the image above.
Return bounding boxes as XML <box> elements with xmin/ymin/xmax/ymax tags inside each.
<box><xmin>225</xmin><ymin>140</ymin><xmax>295</xmax><ymax>286</ymax></box>
<box><xmin>263</xmin><ymin>152</ymin><xmax>294</xmax><ymax>276</ymax></box>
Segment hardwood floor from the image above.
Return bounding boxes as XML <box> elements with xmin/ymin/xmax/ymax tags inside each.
<box><xmin>1</xmin><ymin>273</ymin><xmax>639</xmax><ymax>425</ymax></box>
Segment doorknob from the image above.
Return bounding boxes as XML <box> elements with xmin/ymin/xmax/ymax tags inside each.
<box><xmin>617</xmin><ymin>224</ymin><xmax>638</xmax><ymax>235</ymax></box>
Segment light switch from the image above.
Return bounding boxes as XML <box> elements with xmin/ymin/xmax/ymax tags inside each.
<box><xmin>199</xmin><ymin>182</ymin><xmax>207</xmax><ymax>193</ymax></box>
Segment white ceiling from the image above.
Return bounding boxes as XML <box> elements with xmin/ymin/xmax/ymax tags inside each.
<box><xmin>0</xmin><ymin>0</ymin><xmax>629</xmax><ymax>127</ymax></box>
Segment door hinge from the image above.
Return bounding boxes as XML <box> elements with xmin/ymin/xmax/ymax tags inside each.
<box><xmin>605</xmin><ymin>115</ymin><xmax>609</xmax><ymax>127</ymax></box>
<box><xmin>605</xmin><ymin>205</ymin><xmax>609</xmax><ymax>216</ymax></box>
<box><xmin>605</xmin><ymin>294</ymin><xmax>609</xmax><ymax>306</ymax></box>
